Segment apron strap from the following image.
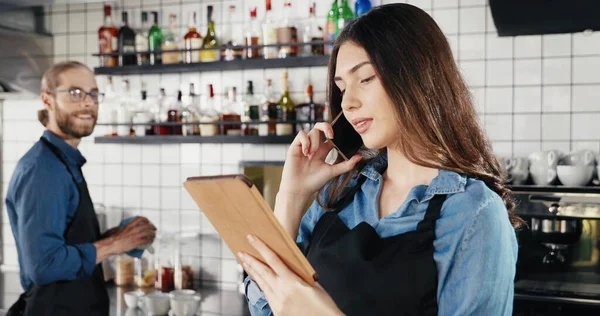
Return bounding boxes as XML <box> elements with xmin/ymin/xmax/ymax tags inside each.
<box><xmin>416</xmin><ymin>194</ymin><xmax>447</xmax><ymax>234</ymax></box>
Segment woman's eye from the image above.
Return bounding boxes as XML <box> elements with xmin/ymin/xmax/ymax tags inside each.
<box><xmin>360</xmin><ymin>75</ymin><xmax>375</xmax><ymax>84</ymax></box>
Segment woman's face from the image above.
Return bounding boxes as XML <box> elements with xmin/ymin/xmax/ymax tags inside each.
<box><xmin>334</xmin><ymin>42</ymin><xmax>399</xmax><ymax>150</ymax></box>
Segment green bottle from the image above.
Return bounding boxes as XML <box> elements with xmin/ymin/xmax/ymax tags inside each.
<box><xmin>200</xmin><ymin>5</ymin><xmax>219</xmax><ymax>62</ymax></box>
<box><xmin>337</xmin><ymin>0</ymin><xmax>355</xmax><ymax>36</ymax></box>
<box><xmin>325</xmin><ymin>0</ymin><xmax>338</xmax><ymax>54</ymax></box>
<box><xmin>148</xmin><ymin>11</ymin><xmax>163</xmax><ymax>65</ymax></box>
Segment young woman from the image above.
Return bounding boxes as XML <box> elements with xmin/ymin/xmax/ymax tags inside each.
<box><xmin>240</xmin><ymin>3</ymin><xmax>521</xmax><ymax>316</ymax></box>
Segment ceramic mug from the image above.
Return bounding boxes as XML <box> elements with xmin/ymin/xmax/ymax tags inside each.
<box><xmin>529</xmin><ymin>163</ymin><xmax>558</xmax><ymax>185</ymax></box>
<box><xmin>143</xmin><ymin>292</ymin><xmax>171</xmax><ymax>316</ymax></box>
<box><xmin>561</xmin><ymin>150</ymin><xmax>595</xmax><ymax>166</ymax></box>
<box><xmin>506</xmin><ymin>157</ymin><xmax>529</xmax><ymax>185</ymax></box>
<box><xmin>529</xmin><ymin>150</ymin><xmax>561</xmax><ymax>168</ymax></box>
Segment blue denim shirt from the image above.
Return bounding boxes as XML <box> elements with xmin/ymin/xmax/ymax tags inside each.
<box><xmin>245</xmin><ymin>156</ymin><xmax>518</xmax><ymax>315</ymax></box>
<box><xmin>5</xmin><ymin>131</ymin><xmax>97</xmax><ymax>291</ymax></box>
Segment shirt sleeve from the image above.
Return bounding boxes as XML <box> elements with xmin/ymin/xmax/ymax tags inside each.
<box><xmin>437</xmin><ymin>196</ymin><xmax>518</xmax><ymax>316</ymax></box>
<box><xmin>11</xmin><ymin>163</ymin><xmax>98</xmax><ymax>286</ymax></box>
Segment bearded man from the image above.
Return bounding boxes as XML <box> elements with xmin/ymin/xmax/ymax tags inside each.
<box><xmin>5</xmin><ymin>61</ymin><xmax>156</xmax><ymax>316</ymax></box>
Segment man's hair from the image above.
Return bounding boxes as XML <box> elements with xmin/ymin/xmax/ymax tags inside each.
<box><xmin>38</xmin><ymin>109</ymin><xmax>48</xmax><ymax>127</ymax></box>
<box><xmin>41</xmin><ymin>61</ymin><xmax>91</xmax><ymax>93</ymax></box>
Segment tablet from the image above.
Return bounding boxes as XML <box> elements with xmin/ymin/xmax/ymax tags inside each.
<box><xmin>183</xmin><ymin>174</ymin><xmax>318</xmax><ymax>286</ymax></box>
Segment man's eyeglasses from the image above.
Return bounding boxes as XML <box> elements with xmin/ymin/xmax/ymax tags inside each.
<box><xmin>50</xmin><ymin>88</ymin><xmax>104</xmax><ymax>103</ymax></box>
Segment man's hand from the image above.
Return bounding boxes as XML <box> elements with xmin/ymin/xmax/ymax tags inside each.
<box><xmin>94</xmin><ymin>217</ymin><xmax>156</xmax><ymax>264</ymax></box>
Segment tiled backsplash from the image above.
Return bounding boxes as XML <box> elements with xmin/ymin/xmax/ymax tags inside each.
<box><xmin>2</xmin><ymin>0</ymin><xmax>600</xmax><ymax>305</ymax></box>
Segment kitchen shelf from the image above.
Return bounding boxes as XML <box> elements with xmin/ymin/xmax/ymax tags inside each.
<box><xmin>94</xmin><ymin>135</ymin><xmax>295</xmax><ymax>144</ymax></box>
<box><xmin>509</xmin><ymin>185</ymin><xmax>600</xmax><ymax>195</ymax></box>
<box><xmin>93</xmin><ymin>55</ymin><xmax>330</xmax><ymax>75</ymax></box>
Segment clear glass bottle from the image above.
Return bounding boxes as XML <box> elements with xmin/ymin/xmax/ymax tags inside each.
<box><xmin>259</xmin><ymin>79</ymin><xmax>279</xmax><ymax>136</ymax></box>
<box><xmin>114</xmin><ymin>254</ymin><xmax>134</xmax><ymax>286</ymax></box>
<box><xmin>221</xmin><ymin>87</ymin><xmax>242</xmax><ymax>135</ymax></box>
<box><xmin>132</xmin><ymin>86</ymin><xmax>154</xmax><ymax>136</ymax></box>
<box><xmin>261</xmin><ymin>0</ymin><xmax>277</xmax><ymax>59</ymax></box>
<box><xmin>153</xmin><ymin>88</ymin><xmax>170</xmax><ymax>135</ymax></box>
<box><xmin>303</xmin><ymin>2</ymin><xmax>324</xmax><ymax>56</ymax></box>
<box><xmin>276</xmin><ymin>2</ymin><xmax>298</xmax><ymax>58</ymax></box>
<box><xmin>242</xmin><ymin>81</ymin><xmax>259</xmax><ymax>136</ymax></box>
<box><xmin>99</xmin><ymin>76</ymin><xmax>119</xmax><ymax>136</ymax></box>
<box><xmin>118</xmin><ymin>79</ymin><xmax>134</xmax><ymax>136</ymax></box>
<box><xmin>245</xmin><ymin>7</ymin><xmax>261</xmax><ymax>59</ymax></box>
<box><xmin>168</xmin><ymin>90</ymin><xmax>183</xmax><ymax>135</ymax></box>
<box><xmin>162</xmin><ymin>14</ymin><xmax>181</xmax><ymax>64</ymax></box>
<box><xmin>181</xmin><ymin>83</ymin><xmax>201</xmax><ymax>136</ymax></box>
<box><xmin>135</xmin><ymin>11</ymin><xmax>150</xmax><ymax>65</ymax></box>
<box><xmin>222</xmin><ymin>5</ymin><xmax>243</xmax><ymax>61</ymax></box>
<box><xmin>155</xmin><ymin>233</ymin><xmax>176</xmax><ymax>293</ymax></box>
<box><xmin>199</xmin><ymin>84</ymin><xmax>220</xmax><ymax>136</ymax></box>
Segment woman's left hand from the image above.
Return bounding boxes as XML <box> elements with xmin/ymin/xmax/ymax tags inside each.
<box><xmin>239</xmin><ymin>235</ymin><xmax>344</xmax><ymax>316</ymax></box>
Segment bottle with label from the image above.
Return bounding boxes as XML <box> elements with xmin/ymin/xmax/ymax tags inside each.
<box><xmin>295</xmin><ymin>84</ymin><xmax>323</xmax><ymax>133</ymax></box>
<box><xmin>132</xmin><ymin>83</ymin><xmax>155</xmax><ymax>136</ymax></box>
<box><xmin>261</xmin><ymin>0</ymin><xmax>278</xmax><ymax>59</ymax></box>
<box><xmin>168</xmin><ymin>90</ymin><xmax>183</xmax><ymax>135</ymax></box>
<box><xmin>181</xmin><ymin>83</ymin><xmax>201</xmax><ymax>136</ymax></box>
<box><xmin>148</xmin><ymin>11</ymin><xmax>163</xmax><ymax>65</ymax></box>
<box><xmin>325</xmin><ymin>0</ymin><xmax>338</xmax><ymax>54</ymax></box>
<box><xmin>245</xmin><ymin>7</ymin><xmax>261</xmax><ymax>59</ymax></box>
<box><xmin>276</xmin><ymin>2</ymin><xmax>298</xmax><ymax>58</ymax></box>
<box><xmin>184</xmin><ymin>11</ymin><xmax>202</xmax><ymax>64</ymax></box>
<box><xmin>303</xmin><ymin>2</ymin><xmax>324</xmax><ymax>56</ymax></box>
<box><xmin>200</xmin><ymin>6</ymin><xmax>219</xmax><ymax>62</ymax></box>
<box><xmin>222</xmin><ymin>6</ymin><xmax>244</xmax><ymax>61</ymax></box>
<box><xmin>199</xmin><ymin>84</ymin><xmax>220</xmax><ymax>136</ymax></box>
<box><xmin>259</xmin><ymin>79</ymin><xmax>279</xmax><ymax>136</ymax></box>
<box><xmin>337</xmin><ymin>0</ymin><xmax>355</xmax><ymax>36</ymax></box>
<box><xmin>162</xmin><ymin>14</ymin><xmax>181</xmax><ymax>64</ymax></box>
<box><xmin>98</xmin><ymin>4</ymin><xmax>118</xmax><ymax>67</ymax></box>
<box><xmin>242</xmin><ymin>81</ymin><xmax>259</xmax><ymax>136</ymax></box>
<box><xmin>276</xmin><ymin>71</ymin><xmax>295</xmax><ymax>136</ymax></box>
<box><xmin>355</xmin><ymin>0</ymin><xmax>372</xmax><ymax>17</ymax></box>
<box><xmin>118</xmin><ymin>11</ymin><xmax>137</xmax><ymax>66</ymax></box>
<box><xmin>135</xmin><ymin>11</ymin><xmax>150</xmax><ymax>66</ymax></box>
<box><xmin>153</xmin><ymin>88</ymin><xmax>170</xmax><ymax>135</ymax></box>
<box><xmin>221</xmin><ymin>87</ymin><xmax>242</xmax><ymax>135</ymax></box>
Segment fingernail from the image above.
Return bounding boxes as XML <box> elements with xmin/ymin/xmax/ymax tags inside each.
<box><xmin>247</xmin><ymin>234</ymin><xmax>256</xmax><ymax>243</ymax></box>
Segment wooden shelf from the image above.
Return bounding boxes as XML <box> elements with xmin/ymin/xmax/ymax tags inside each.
<box><xmin>94</xmin><ymin>135</ymin><xmax>295</xmax><ymax>144</ymax></box>
<box><xmin>94</xmin><ymin>55</ymin><xmax>329</xmax><ymax>75</ymax></box>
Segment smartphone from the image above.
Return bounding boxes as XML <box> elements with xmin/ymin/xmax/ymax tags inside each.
<box><xmin>329</xmin><ymin>112</ymin><xmax>364</xmax><ymax>160</ymax></box>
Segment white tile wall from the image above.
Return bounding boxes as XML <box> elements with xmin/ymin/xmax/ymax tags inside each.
<box><xmin>3</xmin><ymin>0</ymin><xmax>600</xmax><ymax>305</ymax></box>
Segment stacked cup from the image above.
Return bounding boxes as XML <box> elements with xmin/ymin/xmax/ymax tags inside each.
<box><xmin>556</xmin><ymin>150</ymin><xmax>595</xmax><ymax>187</ymax></box>
<box><xmin>528</xmin><ymin>150</ymin><xmax>561</xmax><ymax>185</ymax></box>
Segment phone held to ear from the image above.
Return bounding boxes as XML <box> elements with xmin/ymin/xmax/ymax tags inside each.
<box><xmin>329</xmin><ymin>112</ymin><xmax>363</xmax><ymax>160</ymax></box>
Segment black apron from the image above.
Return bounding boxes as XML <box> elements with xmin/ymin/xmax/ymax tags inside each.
<box><xmin>305</xmin><ymin>175</ymin><xmax>446</xmax><ymax>316</ymax></box>
<box><xmin>7</xmin><ymin>137</ymin><xmax>109</xmax><ymax>316</ymax></box>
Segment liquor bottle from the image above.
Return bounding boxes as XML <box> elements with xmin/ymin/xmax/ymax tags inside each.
<box><xmin>259</xmin><ymin>79</ymin><xmax>278</xmax><ymax>136</ymax></box>
<box><xmin>153</xmin><ymin>88</ymin><xmax>169</xmax><ymax>135</ymax></box>
<box><xmin>337</xmin><ymin>0</ymin><xmax>355</xmax><ymax>36</ymax></box>
<box><xmin>222</xmin><ymin>5</ymin><xmax>244</xmax><ymax>61</ymax></box>
<box><xmin>221</xmin><ymin>87</ymin><xmax>242</xmax><ymax>135</ymax></box>
<box><xmin>303</xmin><ymin>2</ymin><xmax>324</xmax><ymax>56</ymax></box>
<box><xmin>184</xmin><ymin>11</ymin><xmax>202</xmax><ymax>64</ymax></box>
<box><xmin>261</xmin><ymin>0</ymin><xmax>277</xmax><ymax>59</ymax></box>
<box><xmin>118</xmin><ymin>11</ymin><xmax>137</xmax><ymax>66</ymax></box>
<box><xmin>242</xmin><ymin>81</ymin><xmax>259</xmax><ymax>136</ymax></box>
<box><xmin>98</xmin><ymin>4</ymin><xmax>118</xmax><ymax>67</ymax></box>
<box><xmin>132</xmin><ymin>83</ymin><xmax>155</xmax><ymax>136</ymax></box>
<box><xmin>276</xmin><ymin>2</ymin><xmax>298</xmax><ymax>58</ymax></box>
<box><xmin>100</xmin><ymin>76</ymin><xmax>119</xmax><ymax>136</ymax></box>
<box><xmin>325</xmin><ymin>0</ymin><xmax>338</xmax><ymax>54</ymax></box>
<box><xmin>168</xmin><ymin>90</ymin><xmax>183</xmax><ymax>135</ymax></box>
<box><xmin>135</xmin><ymin>11</ymin><xmax>150</xmax><ymax>66</ymax></box>
<box><xmin>148</xmin><ymin>11</ymin><xmax>163</xmax><ymax>65</ymax></box>
<box><xmin>118</xmin><ymin>79</ymin><xmax>134</xmax><ymax>136</ymax></box>
<box><xmin>200</xmin><ymin>5</ymin><xmax>219</xmax><ymax>62</ymax></box>
<box><xmin>245</xmin><ymin>7</ymin><xmax>261</xmax><ymax>59</ymax></box>
<box><xmin>162</xmin><ymin>14</ymin><xmax>181</xmax><ymax>64</ymax></box>
<box><xmin>199</xmin><ymin>84</ymin><xmax>220</xmax><ymax>136</ymax></box>
<box><xmin>276</xmin><ymin>71</ymin><xmax>295</xmax><ymax>136</ymax></box>
<box><xmin>181</xmin><ymin>83</ymin><xmax>201</xmax><ymax>136</ymax></box>
<box><xmin>355</xmin><ymin>0</ymin><xmax>372</xmax><ymax>17</ymax></box>
<box><xmin>295</xmin><ymin>84</ymin><xmax>323</xmax><ymax>133</ymax></box>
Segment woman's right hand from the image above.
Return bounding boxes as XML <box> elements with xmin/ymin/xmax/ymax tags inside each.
<box><xmin>279</xmin><ymin>122</ymin><xmax>362</xmax><ymax>199</ymax></box>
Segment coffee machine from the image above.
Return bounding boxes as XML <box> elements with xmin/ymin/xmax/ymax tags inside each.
<box><xmin>511</xmin><ymin>186</ymin><xmax>600</xmax><ymax>315</ymax></box>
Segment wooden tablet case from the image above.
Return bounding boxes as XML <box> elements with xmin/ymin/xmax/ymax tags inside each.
<box><xmin>183</xmin><ymin>174</ymin><xmax>318</xmax><ymax>286</ymax></box>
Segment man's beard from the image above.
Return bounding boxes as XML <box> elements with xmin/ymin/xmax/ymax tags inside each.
<box><xmin>55</xmin><ymin>105</ymin><xmax>97</xmax><ymax>139</ymax></box>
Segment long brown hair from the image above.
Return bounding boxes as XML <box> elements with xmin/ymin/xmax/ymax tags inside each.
<box><xmin>318</xmin><ymin>3</ymin><xmax>523</xmax><ymax>228</ymax></box>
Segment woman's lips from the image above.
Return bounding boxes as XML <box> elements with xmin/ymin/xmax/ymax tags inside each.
<box><xmin>351</xmin><ymin>118</ymin><xmax>373</xmax><ymax>134</ymax></box>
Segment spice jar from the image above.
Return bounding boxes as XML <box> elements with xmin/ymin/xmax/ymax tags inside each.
<box><xmin>134</xmin><ymin>253</ymin><xmax>157</xmax><ymax>288</ymax></box>
<box><xmin>114</xmin><ymin>255</ymin><xmax>134</xmax><ymax>286</ymax></box>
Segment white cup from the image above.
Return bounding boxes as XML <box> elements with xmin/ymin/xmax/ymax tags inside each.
<box><xmin>142</xmin><ymin>292</ymin><xmax>171</xmax><ymax>316</ymax></box>
<box><xmin>123</xmin><ymin>290</ymin><xmax>144</xmax><ymax>309</ymax></box>
<box><xmin>170</xmin><ymin>294</ymin><xmax>201</xmax><ymax>316</ymax></box>
<box><xmin>561</xmin><ymin>150</ymin><xmax>596</xmax><ymax>166</ymax></box>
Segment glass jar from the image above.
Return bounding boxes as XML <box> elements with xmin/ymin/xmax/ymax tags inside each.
<box><xmin>155</xmin><ymin>233</ymin><xmax>178</xmax><ymax>292</ymax></box>
<box><xmin>114</xmin><ymin>254</ymin><xmax>134</xmax><ymax>286</ymax></box>
<box><xmin>175</xmin><ymin>256</ymin><xmax>199</xmax><ymax>290</ymax></box>
<box><xmin>134</xmin><ymin>252</ymin><xmax>157</xmax><ymax>288</ymax></box>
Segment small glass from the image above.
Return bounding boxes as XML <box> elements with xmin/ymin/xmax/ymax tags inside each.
<box><xmin>114</xmin><ymin>254</ymin><xmax>134</xmax><ymax>286</ymax></box>
<box><xmin>134</xmin><ymin>253</ymin><xmax>157</xmax><ymax>288</ymax></box>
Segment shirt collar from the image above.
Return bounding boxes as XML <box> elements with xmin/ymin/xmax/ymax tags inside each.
<box><xmin>42</xmin><ymin>130</ymin><xmax>87</xmax><ymax>168</ymax></box>
<box><xmin>359</xmin><ymin>153</ymin><xmax>466</xmax><ymax>202</ymax></box>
